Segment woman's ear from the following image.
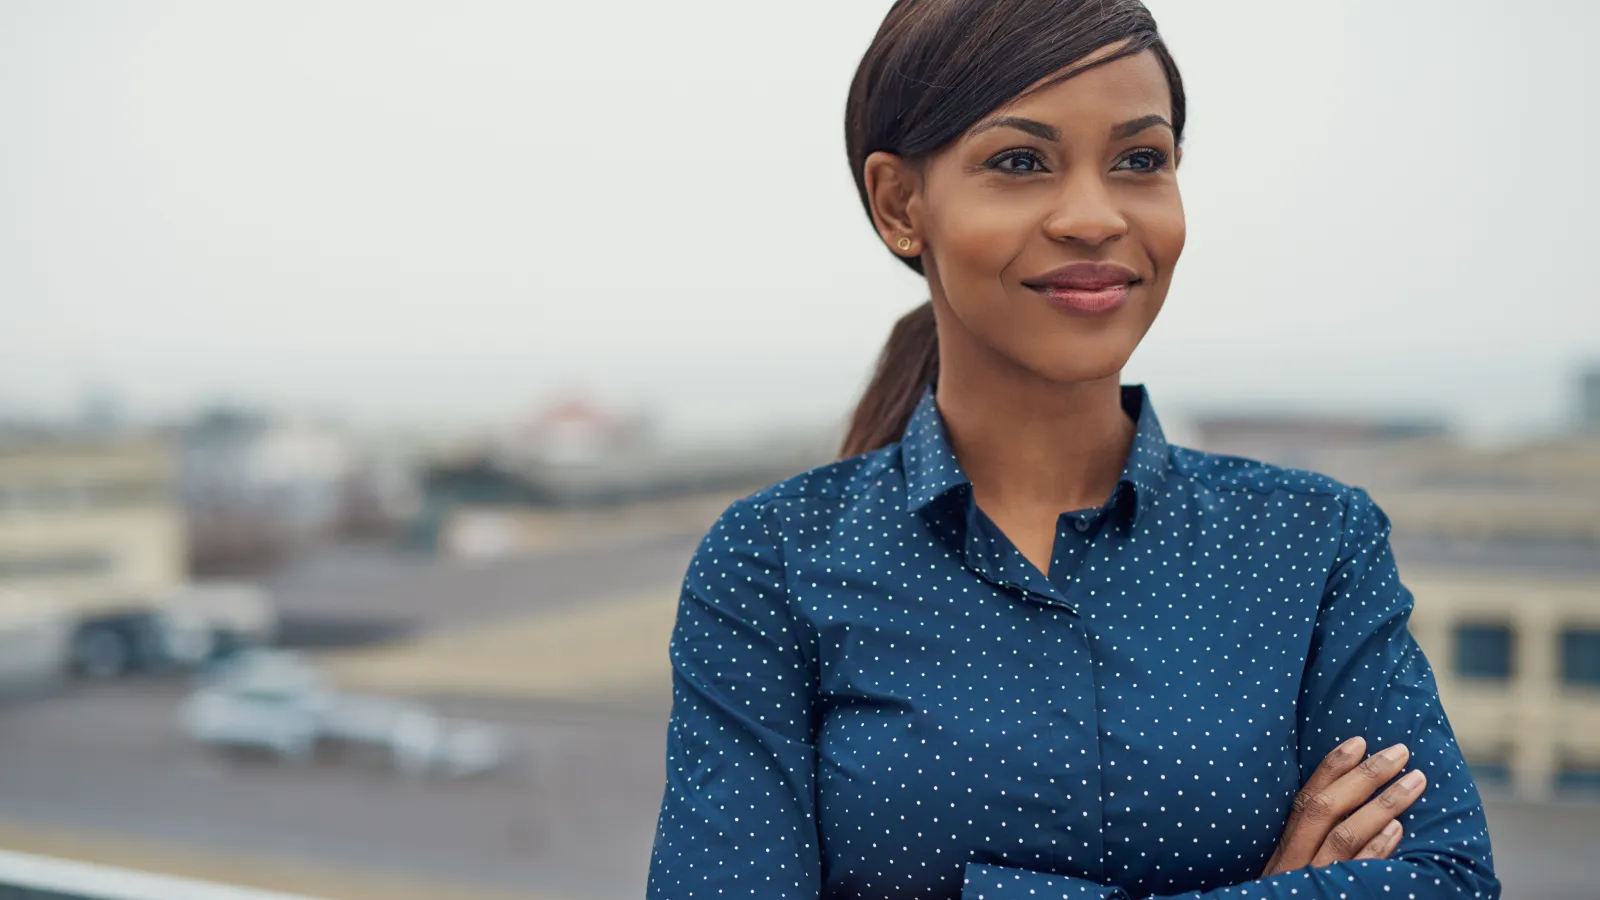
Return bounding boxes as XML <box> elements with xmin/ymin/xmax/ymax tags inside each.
<box><xmin>863</xmin><ymin>151</ymin><xmax>924</xmax><ymax>258</ymax></box>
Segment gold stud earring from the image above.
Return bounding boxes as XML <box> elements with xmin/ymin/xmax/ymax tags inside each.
<box><xmin>897</xmin><ymin>237</ymin><xmax>914</xmax><ymax>252</ymax></box>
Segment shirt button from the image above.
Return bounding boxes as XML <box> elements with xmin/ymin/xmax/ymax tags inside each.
<box><xmin>1075</xmin><ymin>517</ymin><xmax>1093</xmax><ymax>532</ymax></box>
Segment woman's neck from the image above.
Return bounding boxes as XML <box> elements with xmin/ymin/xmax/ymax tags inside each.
<box><xmin>935</xmin><ymin>359</ymin><xmax>1135</xmax><ymax>520</ymax></box>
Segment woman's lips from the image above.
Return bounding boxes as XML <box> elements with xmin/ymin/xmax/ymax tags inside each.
<box><xmin>1022</xmin><ymin>262</ymin><xmax>1140</xmax><ymax>317</ymax></box>
<box><xmin>1032</xmin><ymin>283</ymin><xmax>1132</xmax><ymax>316</ymax></box>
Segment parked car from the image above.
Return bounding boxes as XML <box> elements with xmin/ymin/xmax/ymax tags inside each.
<box><xmin>158</xmin><ymin>581</ymin><xmax>279</xmax><ymax>665</ymax></box>
<box><xmin>0</xmin><ymin>588</ymin><xmax>73</xmax><ymax>694</ymax></box>
<box><xmin>178</xmin><ymin>650</ymin><xmax>328</xmax><ymax>762</ymax></box>
<box><xmin>178</xmin><ymin>649</ymin><xmax>507</xmax><ymax>777</ymax></box>
<box><xmin>70</xmin><ymin>581</ymin><xmax>277</xmax><ymax>679</ymax></box>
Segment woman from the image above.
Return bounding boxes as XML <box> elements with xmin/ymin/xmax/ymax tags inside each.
<box><xmin>648</xmin><ymin>2</ymin><xmax>1499</xmax><ymax>898</ymax></box>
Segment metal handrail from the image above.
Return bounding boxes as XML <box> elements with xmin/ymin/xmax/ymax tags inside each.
<box><xmin>0</xmin><ymin>848</ymin><xmax>320</xmax><ymax>900</ymax></box>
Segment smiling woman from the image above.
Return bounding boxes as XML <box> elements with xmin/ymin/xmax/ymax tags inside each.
<box><xmin>646</xmin><ymin>2</ymin><xmax>1499</xmax><ymax>899</ymax></box>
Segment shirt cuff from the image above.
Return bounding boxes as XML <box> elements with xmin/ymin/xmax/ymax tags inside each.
<box><xmin>962</xmin><ymin>863</ymin><xmax>1131</xmax><ymax>900</ymax></box>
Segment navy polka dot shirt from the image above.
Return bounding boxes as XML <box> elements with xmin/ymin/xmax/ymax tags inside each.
<box><xmin>647</xmin><ymin>386</ymin><xmax>1498</xmax><ymax>899</ymax></box>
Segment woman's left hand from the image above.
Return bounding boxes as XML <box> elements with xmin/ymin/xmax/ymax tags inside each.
<box><xmin>1260</xmin><ymin>737</ymin><xmax>1427</xmax><ymax>876</ymax></box>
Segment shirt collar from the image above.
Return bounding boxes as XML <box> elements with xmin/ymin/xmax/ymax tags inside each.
<box><xmin>900</xmin><ymin>384</ymin><xmax>1170</xmax><ymax>528</ymax></box>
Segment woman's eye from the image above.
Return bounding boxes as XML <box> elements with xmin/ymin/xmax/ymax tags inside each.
<box><xmin>985</xmin><ymin>150</ymin><xmax>1048</xmax><ymax>173</ymax></box>
<box><xmin>1116</xmin><ymin>149</ymin><xmax>1169</xmax><ymax>172</ymax></box>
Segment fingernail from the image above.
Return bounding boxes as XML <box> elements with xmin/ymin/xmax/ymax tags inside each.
<box><xmin>1383</xmin><ymin>820</ymin><xmax>1401</xmax><ymax>837</ymax></box>
<box><xmin>1379</xmin><ymin>743</ymin><xmax>1410</xmax><ymax>762</ymax></box>
<box><xmin>1401</xmin><ymin>770</ymin><xmax>1426</xmax><ymax>790</ymax></box>
<box><xmin>1337</xmin><ymin>736</ymin><xmax>1363</xmax><ymax>755</ymax></box>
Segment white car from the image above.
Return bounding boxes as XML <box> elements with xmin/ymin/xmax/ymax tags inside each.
<box><xmin>178</xmin><ymin>651</ymin><xmax>330</xmax><ymax>762</ymax></box>
<box><xmin>178</xmin><ymin>650</ymin><xmax>507</xmax><ymax>777</ymax></box>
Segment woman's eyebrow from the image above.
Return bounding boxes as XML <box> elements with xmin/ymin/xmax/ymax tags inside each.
<box><xmin>1112</xmin><ymin>114</ymin><xmax>1173</xmax><ymax>139</ymax></box>
<box><xmin>969</xmin><ymin>114</ymin><xmax>1173</xmax><ymax>143</ymax></box>
<box><xmin>969</xmin><ymin>116</ymin><xmax>1059</xmax><ymax>142</ymax></box>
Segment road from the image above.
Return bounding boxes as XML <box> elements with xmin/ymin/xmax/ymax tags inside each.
<box><xmin>0</xmin><ymin>678</ymin><xmax>668</xmax><ymax>899</ymax></box>
<box><xmin>266</xmin><ymin>532</ymin><xmax>705</xmax><ymax>641</ymax></box>
<box><xmin>1</xmin><ymin>677</ymin><xmax>1595</xmax><ymax>898</ymax></box>
<box><xmin>0</xmin><ymin>531</ymin><xmax>1594</xmax><ymax>898</ymax></box>
<box><xmin>0</xmin><ymin>532</ymin><xmax>706</xmax><ymax>900</ymax></box>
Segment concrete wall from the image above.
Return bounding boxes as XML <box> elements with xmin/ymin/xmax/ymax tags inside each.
<box><xmin>1408</xmin><ymin>573</ymin><xmax>1600</xmax><ymax>801</ymax></box>
<box><xmin>0</xmin><ymin>442</ymin><xmax>187</xmax><ymax>615</ymax></box>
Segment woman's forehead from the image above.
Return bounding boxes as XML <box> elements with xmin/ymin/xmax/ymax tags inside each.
<box><xmin>982</xmin><ymin>49</ymin><xmax>1173</xmax><ymax>133</ymax></box>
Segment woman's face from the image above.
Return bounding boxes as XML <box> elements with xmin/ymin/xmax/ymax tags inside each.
<box><xmin>893</xmin><ymin>48</ymin><xmax>1185</xmax><ymax>385</ymax></box>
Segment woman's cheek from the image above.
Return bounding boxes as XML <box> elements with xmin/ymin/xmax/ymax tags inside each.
<box><xmin>936</xmin><ymin>202</ymin><xmax>1032</xmax><ymax>280</ymax></box>
<box><xmin>1135</xmin><ymin>189</ymin><xmax>1186</xmax><ymax>271</ymax></box>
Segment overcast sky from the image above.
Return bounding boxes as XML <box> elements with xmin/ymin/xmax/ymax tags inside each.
<box><xmin>2</xmin><ymin>1</ymin><xmax>1597</xmax><ymax>441</ymax></box>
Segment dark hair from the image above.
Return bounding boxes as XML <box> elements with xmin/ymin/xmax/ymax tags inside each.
<box><xmin>839</xmin><ymin>0</ymin><xmax>1186</xmax><ymax>458</ymax></box>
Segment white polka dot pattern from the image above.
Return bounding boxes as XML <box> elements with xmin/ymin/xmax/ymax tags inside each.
<box><xmin>647</xmin><ymin>386</ymin><xmax>1499</xmax><ymax>899</ymax></box>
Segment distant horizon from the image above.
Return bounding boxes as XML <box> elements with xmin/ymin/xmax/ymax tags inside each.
<box><xmin>4</xmin><ymin>1</ymin><xmax>1597</xmax><ymax>449</ymax></box>
<box><xmin>4</xmin><ymin>348</ymin><xmax>1593</xmax><ymax>449</ymax></box>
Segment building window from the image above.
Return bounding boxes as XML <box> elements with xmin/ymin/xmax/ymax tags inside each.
<box><xmin>0</xmin><ymin>483</ymin><xmax>66</xmax><ymax>511</ymax></box>
<box><xmin>1560</xmin><ymin>628</ymin><xmax>1600</xmax><ymax>688</ymax></box>
<box><xmin>0</xmin><ymin>479</ymin><xmax>169</xmax><ymax>512</ymax></box>
<box><xmin>1466</xmin><ymin>761</ymin><xmax>1512</xmax><ymax>790</ymax></box>
<box><xmin>0</xmin><ymin>551</ymin><xmax>114</xmax><ymax>579</ymax></box>
<box><xmin>82</xmin><ymin>479</ymin><xmax>168</xmax><ymax>509</ymax></box>
<box><xmin>0</xmin><ymin>481</ymin><xmax>80</xmax><ymax>512</ymax></box>
<box><xmin>1463</xmin><ymin>746</ymin><xmax>1513</xmax><ymax>792</ymax></box>
<box><xmin>1555</xmin><ymin>762</ymin><xmax>1600</xmax><ymax>796</ymax></box>
<box><xmin>1454</xmin><ymin>623</ymin><xmax>1514</xmax><ymax>680</ymax></box>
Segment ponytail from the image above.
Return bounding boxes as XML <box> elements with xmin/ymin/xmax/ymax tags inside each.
<box><xmin>840</xmin><ymin>301</ymin><xmax>939</xmax><ymax>458</ymax></box>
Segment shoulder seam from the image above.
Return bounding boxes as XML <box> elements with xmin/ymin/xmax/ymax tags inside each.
<box><xmin>743</xmin><ymin>450</ymin><xmax>899</xmax><ymax>508</ymax></box>
<box><xmin>1171</xmin><ymin>446</ymin><xmax>1357</xmax><ymax>502</ymax></box>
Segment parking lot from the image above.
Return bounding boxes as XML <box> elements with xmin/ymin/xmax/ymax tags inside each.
<box><xmin>0</xmin><ymin>531</ymin><xmax>702</xmax><ymax>899</ymax></box>
<box><xmin>0</xmin><ymin>530</ymin><xmax>1594</xmax><ymax>898</ymax></box>
<box><xmin>0</xmin><ymin>677</ymin><xmax>667</xmax><ymax>899</ymax></box>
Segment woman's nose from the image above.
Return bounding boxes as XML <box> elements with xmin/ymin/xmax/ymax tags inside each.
<box><xmin>1042</xmin><ymin>173</ymin><xmax>1129</xmax><ymax>247</ymax></box>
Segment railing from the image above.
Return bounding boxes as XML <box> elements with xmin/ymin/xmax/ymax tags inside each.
<box><xmin>0</xmin><ymin>849</ymin><xmax>317</xmax><ymax>900</ymax></box>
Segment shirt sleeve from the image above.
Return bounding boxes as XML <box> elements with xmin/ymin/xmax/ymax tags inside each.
<box><xmin>961</xmin><ymin>488</ymin><xmax>1500</xmax><ymax>900</ymax></box>
<box><xmin>646</xmin><ymin>496</ymin><xmax>821</xmax><ymax>899</ymax></box>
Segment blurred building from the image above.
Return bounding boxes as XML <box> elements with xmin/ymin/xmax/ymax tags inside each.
<box><xmin>0</xmin><ymin>438</ymin><xmax>185</xmax><ymax>682</ymax></box>
<box><xmin>1581</xmin><ymin>363</ymin><xmax>1600</xmax><ymax>433</ymax></box>
<box><xmin>178</xmin><ymin>409</ymin><xmax>416</xmax><ymax>573</ymax></box>
<box><xmin>411</xmin><ymin>393</ymin><xmax>831</xmax><ymax>553</ymax></box>
<box><xmin>0</xmin><ymin>438</ymin><xmax>186</xmax><ymax>604</ymax></box>
<box><xmin>0</xmin><ymin>435</ymin><xmax>281</xmax><ymax>679</ymax></box>
<box><xmin>1407</xmin><ymin>573</ymin><xmax>1600</xmax><ymax>800</ymax></box>
<box><xmin>1193</xmin><ymin>413</ymin><xmax>1452</xmax><ymax>475</ymax></box>
<box><xmin>496</xmin><ymin>394</ymin><xmax>648</xmax><ymax>467</ymax></box>
<box><xmin>1194</xmin><ymin>395</ymin><xmax>1600</xmax><ymax>802</ymax></box>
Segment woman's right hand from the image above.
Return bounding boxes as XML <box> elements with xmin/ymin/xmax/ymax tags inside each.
<box><xmin>1259</xmin><ymin>736</ymin><xmax>1428</xmax><ymax>877</ymax></box>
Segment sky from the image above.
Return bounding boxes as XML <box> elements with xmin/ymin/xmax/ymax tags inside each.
<box><xmin>2</xmin><ymin>0</ymin><xmax>1597</xmax><ymax>443</ymax></box>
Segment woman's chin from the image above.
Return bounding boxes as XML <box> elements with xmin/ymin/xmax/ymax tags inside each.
<box><xmin>1017</xmin><ymin>341</ymin><xmax>1138</xmax><ymax>386</ymax></box>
